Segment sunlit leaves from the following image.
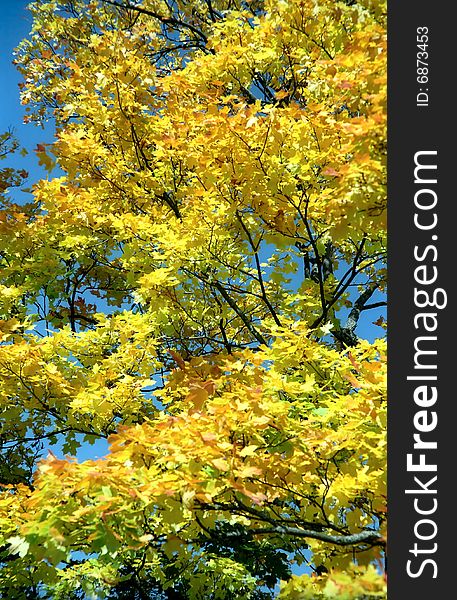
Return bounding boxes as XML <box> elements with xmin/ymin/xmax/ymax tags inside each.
<box><xmin>1</xmin><ymin>0</ymin><xmax>386</xmax><ymax>597</ymax></box>
<box><xmin>279</xmin><ymin>564</ymin><xmax>387</xmax><ymax>600</ymax></box>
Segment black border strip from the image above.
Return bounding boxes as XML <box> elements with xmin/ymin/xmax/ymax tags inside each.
<box><xmin>388</xmin><ymin>3</ymin><xmax>454</xmax><ymax>597</ymax></box>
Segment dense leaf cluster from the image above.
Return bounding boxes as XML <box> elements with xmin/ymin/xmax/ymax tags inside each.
<box><xmin>1</xmin><ymin>1</ymin><xmax>386</xmax><ymax>597</ymax></box>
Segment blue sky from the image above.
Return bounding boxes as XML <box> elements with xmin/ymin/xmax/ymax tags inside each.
<box><xmin>0</xmin><ymin>1</ymin><xmax>53</xmax><ymax>195</ymax></box>
<box><xmin>0</xmin><ymin>1</ymin><xmax>30</xmax><ymax>124</ymax></box>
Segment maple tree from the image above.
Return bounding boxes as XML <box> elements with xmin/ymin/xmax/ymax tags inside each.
<box><xmin>0</xmin><ymin>0</ymin><xmax>386</xmax><ymax>598</ymax></box>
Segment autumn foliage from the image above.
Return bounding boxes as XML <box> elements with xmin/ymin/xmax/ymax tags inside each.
<box><xmin>0</xmin><ymin>0</ymin><xmax>386</xmax><ymax>598</ymax></box>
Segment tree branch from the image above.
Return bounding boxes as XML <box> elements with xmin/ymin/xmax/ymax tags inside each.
<box><xmin>100</xmin><ymin>0</ymin><xmax>209</xmax><ymax>44</ymax></box>
<box><xmin>250</xmin><ymin>526</ymin><xmax>384</xmax><ymax>547</ymax></box>
<box><xmin>212</xmin><ymin>281</ymin><xmax>267</xmax><ymax>346</ymax></box>
<box><xmin>333</xmin><ymin>284</ymin><xmax>379</xmax><ymax>347</ymax></box>
<box><xmin>235</xmin><ymin>210</ymin><xmax>282</xmax><ymax>327</ymax></box>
